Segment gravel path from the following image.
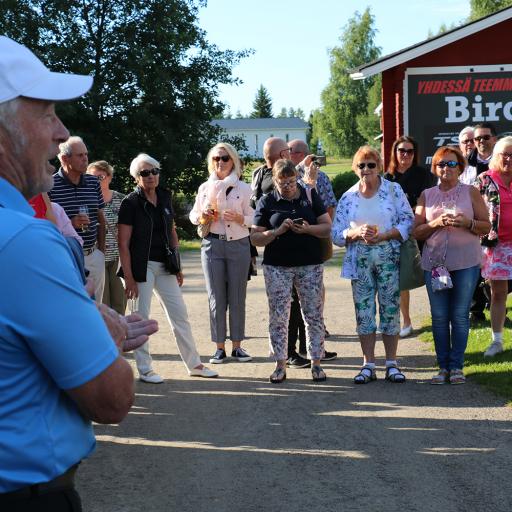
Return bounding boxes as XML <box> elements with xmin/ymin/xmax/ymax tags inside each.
<box><xmin>79</xmin><ymin>249</ymin><xmax>512</xmax><ymax>512</ymax></box>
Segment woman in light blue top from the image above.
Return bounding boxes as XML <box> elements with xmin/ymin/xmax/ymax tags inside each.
<box><xmin>332</xmin><ymin>146</ymin><xmax>414</xmax><ymax>384</ymax></box>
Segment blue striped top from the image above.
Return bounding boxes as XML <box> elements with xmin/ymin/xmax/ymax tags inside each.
<box><xmin>49</xmin><ymin>169</ymin><xmax>105</xmax><ymax>249</ymax></box>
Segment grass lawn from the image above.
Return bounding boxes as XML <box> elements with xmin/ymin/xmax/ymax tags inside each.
<box><xmin>179</xmin><ymin>239</ymin><xmax>202</xmax><ymax>251</ymax></box>
<box><xmin>420</xmin><ymin>303</ymin><xmax>512</xmax><ymax>405</ymax></box>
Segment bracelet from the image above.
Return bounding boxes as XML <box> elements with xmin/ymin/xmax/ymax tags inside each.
<box><xmin>470</xmin><ymin>219</ymin><xmax>476</xmax><ymax>232</ymax></box>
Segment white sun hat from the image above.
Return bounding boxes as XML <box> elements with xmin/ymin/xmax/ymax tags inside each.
<box><xmin>0</xmin><ymin>35</ymin><xmax>93</xmax><ymax>103</ymax></box>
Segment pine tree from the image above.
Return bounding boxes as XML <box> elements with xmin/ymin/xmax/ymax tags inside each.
<box><xmin>250</xmin><ymin>85</ymin><xmax>273</xmax><ymax>118</ymax></box>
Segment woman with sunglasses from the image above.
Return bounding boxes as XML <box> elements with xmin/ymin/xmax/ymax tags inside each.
<box><xmin>86</xmin><ymin>160</ymin><xmax>126</xmax><ymax>314</ymax></box>
<box><xmin>414</xmin><ymin>146</ymin><xmax>490</xmax><ymax>384</ymax></box>
<box><xmin>476</xmin><ymin>137</ymin><xmax>512</xmax><ymax>358</ymax></box>
<box><xmin>332</xmin><ymin>146</ymin><xmax>413</xmax><ymax>384</ymax></box>
<box><xmin>118</xmin><ymin>153</ymin><xmax>218</xmax><ymax>383</ymax></box>
<box><xmin>385</xmin><ymin>136</ymin><xmax>435</xmax><ymax>338</ymax></box>
<box><xmin>189</xmin><ymin>142</ymin><xmax>254</xmax><ymax>364</ymax></box>
<box><xmin>251</xmin><ymin>159</ymin><xmax>332</xmax><ymax>384</ymax></box>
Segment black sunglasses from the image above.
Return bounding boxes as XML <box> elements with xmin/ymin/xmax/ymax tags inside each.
<box><xmin>139</xmin><ymin>168</ymin><xmax>160</xmax><ymax>177</ymax></box>
<box><xmin>475</xmin><ymin>135</ymin><xmax>493</xmax><ymax>142</ymax></box>
<box><xmin>357</xmin><ymin>162</ymin><xmax>377</xmax><ymax>170</ymax></box>
<box><xmin>436</xmin><ymin>160</ymin><xmax>458</xmax><ymax>169</ymax></box>
<box><xmin>397</xmin><ymin>148</ymin><xmax>414</xmax><ymax>155</ymax></box>
<box><xmin>212</xmin><ymin>155</ymin><xmax>231</xmax><ymax>163</ymax></box>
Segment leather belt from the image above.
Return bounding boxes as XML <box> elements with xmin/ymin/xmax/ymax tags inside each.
<box><xmin>207</xmin><ymin>233</ymin><xmax>227</xmax><ymax>241</ymax></box>
<box><xmin>83</xmin><ymin>246</ymin><xmax>96</xmax><ymax>256</ymax></box>
<box><xmin>0</xmin><ymin>464</ymin><xmax>79</xmax><ymax>501</ymax></box>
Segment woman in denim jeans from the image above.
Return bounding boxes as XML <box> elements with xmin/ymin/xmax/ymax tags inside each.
<box><xmin>414</xmin><ymin>146</ymin><xmax>490</xmax><ymax>384</ymax></box>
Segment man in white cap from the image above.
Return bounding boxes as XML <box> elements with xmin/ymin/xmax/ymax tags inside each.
<box><xmin>0</xmin><ymin>36</ymin><xmax>154</xmax><ymax>510</ymax></box>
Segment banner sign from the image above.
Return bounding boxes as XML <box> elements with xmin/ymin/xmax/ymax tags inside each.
<box><xmin>405</xmin><ymin>68</ymin><xmax>512</xmax><ymax>165</ymax></box>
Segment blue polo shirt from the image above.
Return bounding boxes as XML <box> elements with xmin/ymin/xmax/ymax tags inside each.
<box><xmin>49</xmin><ymin>169</ymin><xmax>104</xmax><ymax>250</ymax></box>
<box><xmin>0</xmin><ymin>177</ymin><xmax>118</xmax><ymax>492</ymax></box>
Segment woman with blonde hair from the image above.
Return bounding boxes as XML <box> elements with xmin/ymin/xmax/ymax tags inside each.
<box><xmin>87</xmin><ymin>160</ymin><xmax>126</xmax><ymax>314</ymax></box>
<box><xmin>190</xmin><ymin>143</ymin><xmax>254</xmax><ymax>364</ymax></box>
<box><xmin>476</xmin><ymin>136</ymin><xmax>512</xmax><ymax>357</ymax></box>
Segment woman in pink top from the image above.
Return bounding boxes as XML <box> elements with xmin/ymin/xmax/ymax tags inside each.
<box><xmin>190</xmin><ymin>143</ymin><xmax>254</xmax><ymax>364</ymax></box>
<box><xmin>476</xmin><ymin>136</ymin><xmax>512</xmax><ymax>358</ymax></box>
<box><xmin>414</xmin><ymin>146</ymin><xmax>490</xmax><ymax>384</ymax></box>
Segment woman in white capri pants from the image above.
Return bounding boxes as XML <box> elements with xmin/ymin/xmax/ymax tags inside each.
<box><xmin>118</xmin><ymin>153</ymin><xmax>217</xmax><ymax>383</ymax></box>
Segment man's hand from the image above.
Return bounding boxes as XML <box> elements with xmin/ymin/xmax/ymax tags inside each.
<box><xmin>176</xmin><ymin>271</ymin><xmax>184</xmax><ymax>287</ymax></box>
<box><xmin>98</xmin><ymin>304</ymin><xmax>128</xmax><ymax>350</ymax></box>
<box><xmin>71</xmin><ymin>213</ymin><xmax>90</xmax><ymax>230</ymax></box>
<box><xmin>122</xmin><ymin>314</ymin><xmax>159</xmax><ymax>352</ymax></box>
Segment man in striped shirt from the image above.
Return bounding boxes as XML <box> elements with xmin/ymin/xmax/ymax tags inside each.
<box><xmin>49</xmin><ymin>136</ymin><xmax>106</xmax><ymax>303</ymax></box>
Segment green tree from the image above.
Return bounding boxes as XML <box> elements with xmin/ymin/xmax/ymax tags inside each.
<box><xmin>356</xmin><ymin>74</ymin><xmax>382</xmax><ymax>146</ymax></box>
<box><xmin>0</xmin><ymin>0</ymin><xmax>249</xmax><ymax>195</ymax></box>
<box><xmin>250</xmin><ymin>84</ymin><xmax>273</xmax><ymax>118</ymax></box>
<box><xmin>235</xmin><ymin>109</ymin><xmax>244</xmax><ymax>119</ymax></box>
<box><xmin>315</xmin><ymin>8</ymin><xmax>381</xmax><ymax>157</ymax></box>
<box><xmin>277</xmin><ymin>107</ymin><xmax>288</xmax><ymax>118</ymax></box>
<box><xmin>287</xmin><ymin>107</ymin><xmax>296</xmax><ymax>117</ymax></box>
<box><xmin>295</xmin><ymin>108</ymin><xmax>305</xmax><ymax>121</ymax></box>
<box><xmin>469</xmin><ymin>0</ymin><xmax>512</xmax><ymax>20</ymax></box>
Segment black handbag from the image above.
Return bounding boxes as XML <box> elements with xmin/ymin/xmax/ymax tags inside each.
<box><xmin>164</xmin><ymin>244</ymin><xmax>181</xmax><ymax>275</ymax></box>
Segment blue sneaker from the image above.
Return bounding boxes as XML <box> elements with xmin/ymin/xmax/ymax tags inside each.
<box><xmin>209</xmin><ymin>348</ymin><xmax>227</xmax><ymax>364</ymax></box>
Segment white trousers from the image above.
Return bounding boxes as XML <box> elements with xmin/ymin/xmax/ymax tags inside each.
<box><xmin>134</xmin><ymin>261</ymin><xmax>201</xmax><ymax>374</ymax></box>
<box><xmin>84</xmin><ymin>248</ymin><xmax>105</xmax><ymax>305</ymax></box>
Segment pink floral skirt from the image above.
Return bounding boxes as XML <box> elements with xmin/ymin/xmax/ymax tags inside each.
<box><xmin>482</xmin><ymin>241</ymin><xmax>512</xmax><ymax>280</ymax></box>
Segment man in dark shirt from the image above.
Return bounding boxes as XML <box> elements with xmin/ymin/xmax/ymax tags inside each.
<box><xmin>50</xmin><ymin>136</ymin><xmax>106</xmax><ymax>303</ymax></box>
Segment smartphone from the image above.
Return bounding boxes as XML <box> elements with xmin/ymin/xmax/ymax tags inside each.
<box><xmin>293</xmin><ymin>218</ymin><xmax>304</xmax><ymax>225</ymax></box>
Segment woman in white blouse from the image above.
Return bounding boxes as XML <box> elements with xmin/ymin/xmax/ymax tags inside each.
<box><xmin>331</xmin><ymin>146</ymin><xmax>414</xmax><ymax>384</ymax></box>
<box><xmin>190</xmin><ymin>143</ymin><xmax>254</xmax><ymax>364</ymax></box>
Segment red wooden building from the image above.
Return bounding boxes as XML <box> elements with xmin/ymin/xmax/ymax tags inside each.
<box><xmin>351</xmin><ymin>7</ymin><xmax>512</xmax><ymax>168</ymax></box>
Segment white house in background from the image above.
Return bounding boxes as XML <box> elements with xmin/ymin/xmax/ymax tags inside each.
<box><xmin>212</xmin><ymin>117</ymin><xmax>308</xmax><ymax>158</ymax></box>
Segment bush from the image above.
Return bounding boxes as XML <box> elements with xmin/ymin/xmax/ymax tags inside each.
<box><xmin>331</xmin><ymin>171</ymin><xmax>358</xmax><ymax>199</ymax></box>
<box><xmin>173</xmin><ymin>194</ymin><xmax>197</xmax><ymax>240</ymax></box>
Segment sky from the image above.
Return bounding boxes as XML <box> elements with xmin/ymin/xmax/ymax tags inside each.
<box><xmin>198</xmin><ymin>0</ymin><xmax>471</xmax><ymax>117</ymax></box>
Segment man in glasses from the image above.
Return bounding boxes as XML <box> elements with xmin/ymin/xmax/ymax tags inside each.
<box><xmin>250</xmin><ymin>137</ymin><xmax>291</xmax><ymax>208</ymax></box>
<box><xmin>458</xmin><ymin>126</ymin><xmax>475</xmax><ymax>184</ymax></box>
<box><xmin>50</xmin><ymin>136</ymin><xmax>107</xmax><ymax>303</ymax></box>
<box><xmin>465</xmin><ymin>123</ymin><xmax>497</xmax><ymax>321</ymax></box>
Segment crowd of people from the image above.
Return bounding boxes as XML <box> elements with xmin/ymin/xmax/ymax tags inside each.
<box><xmin>1</xmin><ymin>34</ymin><xmax>511</xmax><ymax>510</ymax></box>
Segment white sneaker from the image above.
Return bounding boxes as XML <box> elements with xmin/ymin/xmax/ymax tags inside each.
<box><xmin>139</xmin><ymin>370</ymin><xmax>164</xmax><ymax>384</ymax></box>
<box><xmin>484</xmin><ymin>341</ymin><xmax>504</xmax><ymax>357</ymax></box>
<box><xmin>188</xmin><ymin>366</ymin><xmax>218</xmax><ymax>378</ymax></box>
<box><xmin>399</xmin><ymin>325</ymin><xmax>413</xmax><ymax>338</ymax></box>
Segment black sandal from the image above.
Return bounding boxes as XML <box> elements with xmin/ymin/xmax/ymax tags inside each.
<box><xmin>269</xmin><ymin>367</ymin><xmax>286</xmax><ymax>384</ymax></box>
<box><xmin>354</xmin><ymin>366</ymin><xmax>377</xmax><ymax>384</ymax></box>
<box><xmin>311</xmin><ymin>365</ymin><xmax>327</xmax><ymax>382</ymax></box>
<box><xmin>385</xmin><ymin>365</ymin><xmax>406</xmax><ymax>383</ymax></box>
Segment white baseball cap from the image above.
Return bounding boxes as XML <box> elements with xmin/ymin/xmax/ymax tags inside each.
<box><xmin>0</xmin><ymin>35</ymin><xmax>93</xmax><ymax>103</ymax></box>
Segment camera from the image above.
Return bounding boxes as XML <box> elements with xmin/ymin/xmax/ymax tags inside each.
<box><xmin>293</xmin><ymin>218</ymin><xmax>304</xmax><ymax>225</ymax></box>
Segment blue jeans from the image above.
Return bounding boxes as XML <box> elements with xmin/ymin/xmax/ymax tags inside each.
<box><xmin>424</xmin><ymin>265</ymin><xmax>480</xmax><ymax>370</ymax></box>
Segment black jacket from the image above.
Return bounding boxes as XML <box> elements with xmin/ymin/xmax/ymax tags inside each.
<box><xmin>467</xmin><ymin>148</ymin><xmax>490</xmax><ymax>176</ymax></box>
<box><xmin>118</xmin><ymin>186</ymin><xmax>175</xmax><ymax>282</ymax></box>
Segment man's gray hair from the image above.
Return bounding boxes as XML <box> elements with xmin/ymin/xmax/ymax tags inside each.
<box><xmin>458</xmin><ymin>126</ymin><xmax>474</xmax><ymax>142</ymax></box>
<box><xmin>129</xmin><ymin>153</ymin><xmax>160</xmax><ymax>178</ymax></box>
<box><xmin>58</xmin><ymin>136</ymin><xmax>85</xmax><ymax>157</ymax></box>
<box><xmin>0</xmin><ymin>98</ymin><xmax>26</xmax><ymax>152</ymax></box>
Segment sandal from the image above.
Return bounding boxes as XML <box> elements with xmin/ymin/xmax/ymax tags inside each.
<box><xmin>449</xmin><ymin>369</ymin><xmax>466</xmax><ymax>385</ymax></box>
<box><xmin>354</xmin><ymin>366</ymin><xmax>376</xmax><ymax>384</ymax></box>
<box><xmin>269</xmin><ymin>366</ymin><xmax>286</xmax><ymax>384</ymax></box>
<box><xmin>311</xmin><ymin>365</ymin><xmax>327</xmax><ymax>382</ymax></box>
<box><xmin>430</xmin><ymin>369</ymin><xmax>449</xmax><ymax>385</ymax></box>
<box><xmin>385</xmin><ymin>365</ymin><xmax>406</xmax><ymax>383</ymax></box>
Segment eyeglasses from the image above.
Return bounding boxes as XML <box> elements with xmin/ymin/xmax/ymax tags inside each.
<box><xmin>95</xmin><ymin>175</ymin><xmax>106</xmax><ymax>181</ymax></box>
<box><xmin>275</xmin><ymin>179</ymin><xmax>297</xmax><ymax>188</ymax></box>
<box><xmin>475</xmin><ymin>134</ymin><xmax>493</xmax><ymax>142</ymax></box>
<box><xmin>356</xmin><ymin>162</ymin><xmax>377</xmax><ymax>170</ymax></box>
<box><xmin>500</xmin><ymin>152</ymin><xmax>512</xmax><ymax>160</ymax></box>
<box><xmin>138</xmin><ymin>168</ymin><xmax>160</xmax><ymax>177</ymax></box>
<box><xmin>279</xmin><ymin>148</ymin><xmax>291</xmax><ymax>158</ymax></box>
<box><xmin>212</xmin><ymin>155</ymin><xmax>231</xmax><ymax>163</ymax></box>
<box><xmin>397</xmin><ymin>148</ymin><xmax>414</xmax><ymax>155</ymax></box>
<box><xmin>460</xmin><ymin>138</ymin><xmax>474</xmax><ymax>145</ymax></box>
<box><xmin>436</xmin><ymin>160</ymin><xmax>459</xmax><ymax>169</ymax></box>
